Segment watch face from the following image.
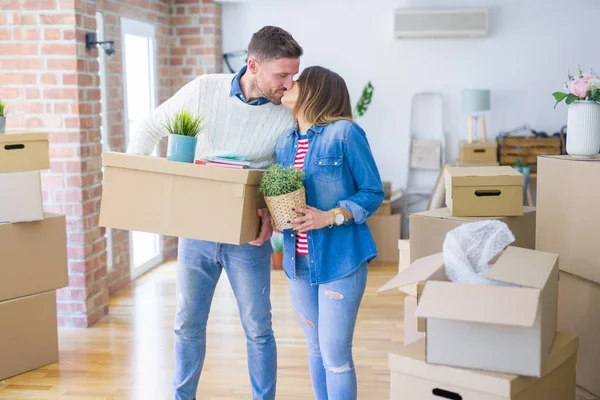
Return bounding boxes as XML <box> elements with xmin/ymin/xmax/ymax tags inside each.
<box><xmin>335</xmin><ymin>213</ymin><xmax>345</xmax><ymax>224</ymax></box>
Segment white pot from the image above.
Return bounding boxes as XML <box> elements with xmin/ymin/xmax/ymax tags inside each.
<box><xmin>0</xmin><ymin>116</ymin><xmax>5</xmax><ymax>134</ymax></box>
<box><xmin>566</xmin><ymin>100</ymin><xmax>600</xmax><ymax>158</ymax></box>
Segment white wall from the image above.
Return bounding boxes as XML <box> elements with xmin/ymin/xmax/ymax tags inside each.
<box><xmin>222</xmin><ymin>0</ymin><xmax>600</xmax><ymax>190</ymax></box>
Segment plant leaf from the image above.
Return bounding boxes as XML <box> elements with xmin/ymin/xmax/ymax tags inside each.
<box><xmin>565</xmin><ymin>94</ymin><xmax>579</xmax><ymax>105</ymax></box>
<box><xmin>259</xmin><ymin>164</ymin><xmax>305</xmax><ymax>197</ymax></box>
<box><xmin>552</xmin><ymin>92</ymin><xmax>568</xmax><ymax>102</ymax></box>
<box><xmin>552</xmin><ymin>92</ymin><xmax>569</xmax><ymax>109</ymax></box>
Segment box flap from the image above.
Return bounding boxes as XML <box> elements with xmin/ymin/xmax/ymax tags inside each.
<box><xmin>485</xmin><ymin>246</ymin><xmax>558</xmax><ymax>289</ymax></box>
<box><xmin>460</xmin><ymin>140</ymin><xmax>498</xmax><ymax>149</ymax></box>
<box><xmin>398</xmin><ymin>239</ymin><xmax>410</xmax><ymax>251</ymax></box>
<box><xmin>377</xmin><ymin>253</ymin><xmax>446</xmax><ymax>293</ymax></box>
<box><xmin>389</xmin><ymin>331</ymin><xmax>578</xmax><ymax>396</ymax></box>
<box><xmin>446</xmin><ymin>166</ymin><xmax>524</xmax><ymax>187</ymax></box>
<box><xmin>413</xmin><ymin>206</ymin><xmax>535</xmax><ymax>222</ymax></box>
<box><xmin>103</xmin><ymin>152</ymin><xmax>264</xmax><ymax>185</ymax></box>
<box><xmin>0</xmin><ymin>132</ymin><xmax>48</xmax><ymax>143</ymax></box>
<box><xmin>538</xmin><ymin>154</ymin><xmax>600</xmax><ymax>163</ymax></box>
<box><xmin>415</xmin><ymin>281</ymin><xmax>541</xmax><ymax>327</ymax></box>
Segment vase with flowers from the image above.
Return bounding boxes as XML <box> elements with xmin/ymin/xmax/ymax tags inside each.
<box><xmin>553</xmin><ymin>66</ymin><xmax>600</xmax><ymax>158</ymax></box>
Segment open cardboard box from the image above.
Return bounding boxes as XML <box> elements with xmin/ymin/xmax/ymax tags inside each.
<box><xmin>389</xmin><ymin>332</ymin><xmax>578</xmax><ymax>400</ymax></box>
<box><xmin>445</xmin><ymin>166</ymin><xmax>524</xmax><ymax>217</ymax></box>
<box><xmin>100</xmin><ymin>152</ymin><xmax>265</xmax><ymax>245</ymax></box>
<box><xmin>379</xmin><ymin>246</ymin><xmax>559</xmax><ymax>377</ymax></box>
<box><xmin>404</xmin><ymin>295</ymin><xmax>426</xmax><ymax>346</ymax></box>
<box><xmin>409</xmin><ymin>207</ymin><xmax>536</xmax><ymax>263</ymax></box>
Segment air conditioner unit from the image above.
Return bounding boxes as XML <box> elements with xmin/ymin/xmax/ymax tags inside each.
<box><xmin>394</xmin><ymin>8</ymin><xmax>488</xmax><ymax>39</ymax></box>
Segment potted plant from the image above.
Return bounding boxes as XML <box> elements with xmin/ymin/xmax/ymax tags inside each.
<box><xmin>553</xmin><ymin>66</ymin><xmax>600</xmax><ymax>158</ymax></box>
<box><xmin>271</xmin><ymin>232</ymin><xmax>284</xmax><ymax>270</ymax></box>
<box><xmin>354</xmin><ymin>81</ymin><xmax>374</xmax><ymax>118</ymax></box>
<box><xmin>0</xmin><ymin>98</ymin><xmax>6</xmax><ymax>134</ymax></box>
<box><xmin>259</xmin><ymin>165</ymin><xmax>306</xmax><ymax>231</ymax></box>
<box><xmin>164</xmin><ymin>109</ymin><xmax>204</xmax><ymax>163</ymax></box>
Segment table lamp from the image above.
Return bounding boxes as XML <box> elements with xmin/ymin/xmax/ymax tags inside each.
<box><xmin>462</xmin><ymin>89</ymin><xmax>490</xmax><ymax>143</ymax></box>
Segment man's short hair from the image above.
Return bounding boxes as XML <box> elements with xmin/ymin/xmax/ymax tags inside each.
<box><xmin>247</xmin><ymin>26</ymin><xmax>303</xmax><ymax>61</ymax></box>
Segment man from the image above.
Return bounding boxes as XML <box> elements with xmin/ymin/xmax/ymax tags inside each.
<box><xmin>127</xmin><ymin>26</ymin><xmax>303</xmax><ymax>400</ymax></box>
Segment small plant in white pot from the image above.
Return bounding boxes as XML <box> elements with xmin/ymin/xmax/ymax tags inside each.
<box><xmin>259</xmin><ymin>165</ymin><xmax>306</xmax><ymax>231</ymax></box>
<box><xmin>553</xmin><ymin>66</ymin><xmax>600</xmax><ymax>158</ymax></box>
<box><xmin>0</xmin><ymin>99</ymin><xmax>6</xmax><ymax>134</ymax></box>
<box><xmin>164</xmin><ymin>110</ymin><xmax>204</xmax><ymax>163</ymax></box>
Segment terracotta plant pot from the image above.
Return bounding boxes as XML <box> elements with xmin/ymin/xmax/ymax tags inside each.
<box><xmin>272</xmin><ymin>252</ymin><xmax>283</xmax><ymax>270</ymax></box>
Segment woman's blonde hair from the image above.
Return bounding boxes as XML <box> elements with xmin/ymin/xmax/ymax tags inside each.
<box><xmin>293</xmin><ymin>66</ymin><xmax>353</xmax><ymax>126</ymax></box>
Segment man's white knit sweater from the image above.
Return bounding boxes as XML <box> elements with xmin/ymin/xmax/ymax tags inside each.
<box><xmin>126</xmin><ymin>73</ymin><xmax>294</xmax><ymax>169</ymax></box>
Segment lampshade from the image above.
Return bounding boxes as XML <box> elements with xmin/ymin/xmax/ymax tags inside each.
<box><xmin>462</xmin><ymin>89</ymin><xmax>490</xmax><ymax>113</ymax></box>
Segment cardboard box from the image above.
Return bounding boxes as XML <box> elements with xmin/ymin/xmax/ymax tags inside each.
<box><xmin>0</xmin><ymin>170</ymin><xmax>43</xmax><ymax>223</ymax></box>
<box><xmin>0</xmin><ymin>214</ymin><xmax>68</xmax><ymax>302</ymax></box>
<box><xmin>398</xmin><ymin>239</ymin><xmax>416</xmax><ymax>296</ymax></box>
<box><xmin>558</xmin><ymin>271</ymin><xmax>600</xmax><ymax>396</ymax></box>
<box><xmin>404</xmin><ymin>295</ymin><xmax>425</xmax><ymax>346</ymax></box>
<box><xmin>445</xmin><ymin>166</ymin><xmax>524</xmax><ymax>217</ymax></box>
<box><xmin>409</xmin><ymin>207</ymin><xmax>536</xmax><ymax>263</ymax></box>
<box><xmin>0</xmin><ymin>291</ymin><xmax>59</xmax><ymax>380</ymax></box>
<box><xmin>459</xmin><ymin>140</ymin><xmax>498</xmax><ymax>164</ymax></box>
<box><xmin>389</xmin><ymin>332</ymin><xmax>578</xmax><ymax>400</ymax></box>
<box><xmin>379</xmin><ymin>246</ymin><xmax>559</xmax><ymax>377</ymax></box>
<box><xmin>455</xmin><ymin>161</ymin><xmax>500</xmax><ymax>167</ymax></box>
<box><xmin>0</xmin><ymin>132</ymin><xmax>49</xmax><ymax>173</ymax></box>
<box><xmin>367</xmin><ymin>213</ymin><xmax>401</xmax><ymax>263</ymax></box>
<box><xmin>383</xmin><ymin>181</ymin><xmax>392</xmax><ymax>200</ymax></box>
<box><xmin>100</xmin><ymin>152</ymin><xmax>265</xmax><ymax>245</ymax></box>
<box><xmin>374</xmin><ymin>200</ymin><xmax>391</xmax><ymax>216</ymax></box>
<box><xmin>536</xmin><ymin>155</ymin><xmax>600</xmax><ymax>284</ymax></box>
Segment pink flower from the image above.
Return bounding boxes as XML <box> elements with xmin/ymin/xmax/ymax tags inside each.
<box><xmin>570</xmin><ymin>76</ymin><xmax>592</xmax><ymax>98</ymax></box>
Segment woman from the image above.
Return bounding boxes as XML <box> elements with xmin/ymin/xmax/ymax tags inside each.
<box><xmin>275</xmin><ymin>66</ymin><xmax>385</xmax><ymax>399</ymax></box>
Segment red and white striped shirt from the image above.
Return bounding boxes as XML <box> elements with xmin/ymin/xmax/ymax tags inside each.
<box><xmin>294</xmin><ymin>135</ymin><xmax>309</xmax><ymax>255</ymax></box>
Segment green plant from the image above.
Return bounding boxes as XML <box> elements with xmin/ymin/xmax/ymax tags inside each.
<box><xmin>0</xmin><ymin>99</ymin><xmax>5</xmax><ymax>117</ymax></box>
<box><xmin>259</xmin><ymin>165</ymin><xmax>304</xmax><ymax>197</ymax></box>
<box><xmin>354</xmin><ymin>81</ymin><xmax>374</xmax><ymax>117</ymax></box>
<box><xmin>514</xmin><ymin>158</ymin><xmax>525</xmax><ymax>169</ymax></box>
<box><xmin>271</xmin><ymin>233</ymin><xmax>283</xmax><ymax>253</ymax></box>
<box><xmin>164</xmin><ymin>110</ymin><xmax>204</xmax><ymax>137</ymax></box>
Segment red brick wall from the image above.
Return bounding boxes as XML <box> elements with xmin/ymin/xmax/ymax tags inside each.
<box><xmin>170</xmin><ymin>0</ymin><xmax>223</xmax><ymax>90</ymax></box>
<box><xmin>0</xmin><ymin>0</ymin><xmax>223</xmax><ymax>326</ymax></box>
<box><xmin>1</xmin><ymin>0</ymin><xmax>108</xmax><ymax>327</ymax></box>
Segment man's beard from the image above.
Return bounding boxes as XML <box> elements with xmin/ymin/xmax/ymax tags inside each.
<box><xmin>256</xmin><ymin>80</ymin><xmax>284</xmax><ymax>105</ymax></box>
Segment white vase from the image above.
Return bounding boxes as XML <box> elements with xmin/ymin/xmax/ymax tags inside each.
<box><xmin>0</xmin><ymin>116</ymin><xmax>5</xmax><ymax>134</ymax></box>
<box><xmin>566</xmin><ymin>100</ymin><xmax>600</xmax><ymax>158</ymax></box>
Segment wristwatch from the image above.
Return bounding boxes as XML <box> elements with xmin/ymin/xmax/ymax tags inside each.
<box><xmin>332</xmin><ymin>208</ymin><xmax>347</xmax><ymax>226</ymax></box>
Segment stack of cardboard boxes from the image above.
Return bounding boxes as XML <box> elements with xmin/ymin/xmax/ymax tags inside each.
<box><xmin>367</xmin><ymin>181</ymin><xmax>402</xmax><ymax>263</ymax></box>
<box><xmin>536</xmin><ymin>155</ymin><xmax>600</xmax><ymax>398</ymax></box>
<box><xmin>380</xmin><ymin>165</ymin><xmax>579</xmax><ymax>399</ymax></box>
<box><xmin>0</xmin><ymin>133</ymin><xmax>68</xmax><ymax>380</ymax></box>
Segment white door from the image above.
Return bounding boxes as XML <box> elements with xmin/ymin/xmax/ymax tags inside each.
<box><xmin>121</xmin><ymin>17</ymin><xmax>163</xmax><ymax>279</ymax></box>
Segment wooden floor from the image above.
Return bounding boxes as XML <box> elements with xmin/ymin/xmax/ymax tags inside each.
<box><xmin>0</xmin><ymin>262</ymin><xmax>405</xmax><ymax>400</ymax></box>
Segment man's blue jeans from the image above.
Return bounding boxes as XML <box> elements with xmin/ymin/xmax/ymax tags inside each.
<box><xmin>173</xmin><ymin>238</ymin><xmax>276</xmax><ymax>400</ymax></box>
